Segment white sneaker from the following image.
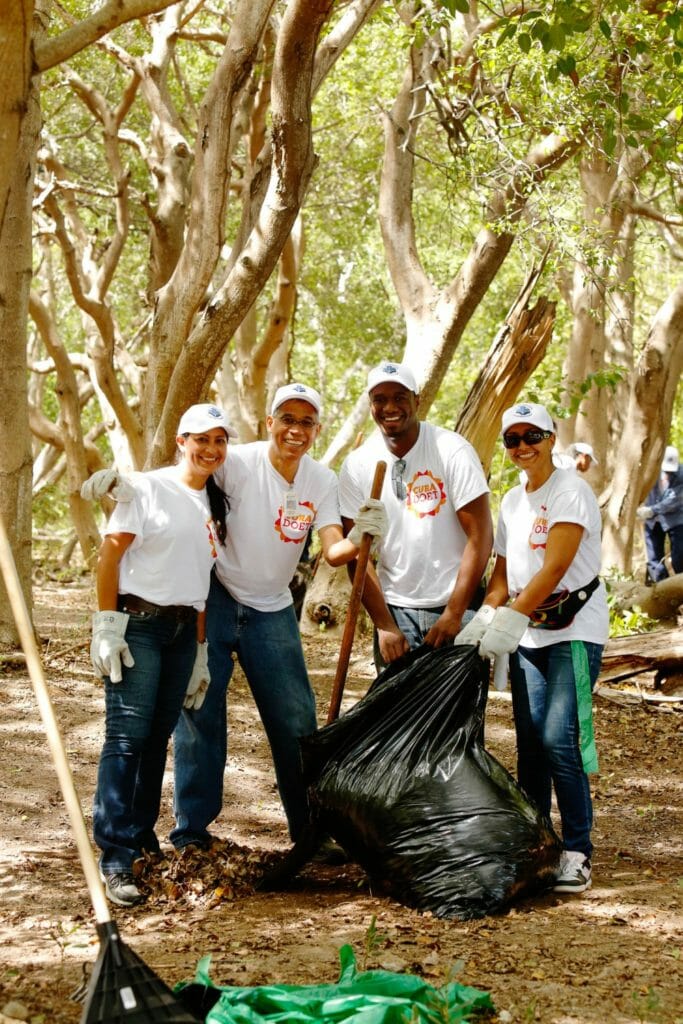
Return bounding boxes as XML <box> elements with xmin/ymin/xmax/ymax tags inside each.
<box><xmin>553</xmin><ymin>850</ymin><xmax>592</xmax><ymax>893</ymax></box>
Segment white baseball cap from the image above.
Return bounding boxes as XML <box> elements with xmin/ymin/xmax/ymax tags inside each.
<box><xmin>662</xmin><ymin>445</ymin><xmax>680</xmax><ymax>472</ymax></box>
<box><xmin>568</xmin><ymin>442</ymin><xmax>599</xmax><ymax>464</ymax></box>
<box><xmin>177</xmin><ymin>403</ymin><xmax>238</xmax><ymax>438</ymax></box>
<box><xmin>271</xmin><ymin>383</ymin><xmax>322</xmax><ymax>417</ymax></box>
<box><xmin>367</xmin><ymin>362</ymin><xmax>418</xmax><ymax>395</ymax></box>
<box><xmin>501</xmin><ymin>401</ymin><xmax>555</xmax><ymax>434</ymax></box>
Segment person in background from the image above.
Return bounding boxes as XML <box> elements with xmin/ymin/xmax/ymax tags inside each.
<box><xmin>566</xmin><ymin>442</ymin><xmax>599</xmax><ymax>475</ymax></box>
<box><xmin>339</xmin><ymin>361</ymin><xmax>492</xmax><ymax>669</ymax></box>
<box><xmin>90</xmin><ymin>403</ymin><xmax>233</xmax><ymax>907</ymax></box>
<box><xmin>637</xmin><ymin>445</ymin><xmax>683</xmax><ymax>582</ymax></box>
<box><xmin>457</xmin><ymin>401</ymin><xmax>609</xmax><ymax>895</ymax></box>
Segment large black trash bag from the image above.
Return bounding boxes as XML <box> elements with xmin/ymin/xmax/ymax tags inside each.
<box><xmin>301</xmin><ymin>644</ymin><xmax>561</xmax><ymax>919</ymax></box>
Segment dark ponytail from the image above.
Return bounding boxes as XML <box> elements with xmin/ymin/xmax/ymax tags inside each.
<box><xmin>206</xmin><ymin>474</ymin><xmax>230</xmax><ymax>546</ymax></box>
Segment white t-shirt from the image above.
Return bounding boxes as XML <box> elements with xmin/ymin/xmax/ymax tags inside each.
<box><xmin>339</xmin><ymin>423</ymin><xmax>489</xmax><ymax>608</ymax></box>
<box><xmin>212</xmin><ymin>442</ymin><xmax>341</xmax><ymax>612</ymax></box>
<box><xmin>495</xmin><ymin>469</ymin><xmax>609</xmax><ymax>648</ymax></box>
<box><xmin>105</xmin><ymin>465</ymin><xmax>217</xmax><ymax>610</ymax></box>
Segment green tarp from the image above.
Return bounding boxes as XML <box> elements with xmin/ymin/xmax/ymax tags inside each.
<box><xmin>181</xmin><ymin>945</ymin><xmax>494</xmax><ymax>1024</ymax></box>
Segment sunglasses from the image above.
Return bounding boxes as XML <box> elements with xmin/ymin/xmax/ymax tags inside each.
<box><xmin>392</xmin><ymin>458</ymin><xmax>407</xmax><ymax>500</ymax></box>
<box><xmin>502</xmin><ymin>429</ymin><xmax>552</xmax><ymax>449</ymax></box>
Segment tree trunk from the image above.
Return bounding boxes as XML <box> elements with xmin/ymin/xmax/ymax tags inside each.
<box><xmin>602</xmin><ymin>281</ymin><xmax>683</xmax><ymax>572</ymax></box>
<box><xmin>0</xmin><ymin>66</ymin><xmax>39</xmax><ymax>642</ymax></box>
<box><xmin>0</xmin><ymin>0</ymin><xmax>32</xmax><ymax>237</ymax></box>
<box><xmin>456</xmin><ymin>260</ymin><xmax>555</xmax><ymax>472</ymax></box>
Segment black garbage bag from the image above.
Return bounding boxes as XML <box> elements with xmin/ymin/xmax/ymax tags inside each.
<box><xmin>301</xmin><ymin>644</ymin><xmax>561</xmax><ymax>920</ymax></box>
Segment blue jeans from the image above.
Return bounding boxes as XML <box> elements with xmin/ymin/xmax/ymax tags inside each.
<box><xmin>509</xmin><ymin>641</ymin><xmax>603</xmax><ymax>858</ymax></box>
<box><xmin>373</xmin><ymin>604</ymin><xmax>475</xmax><ymax>671</ymax></box>
<box><xmin>93</xmin><ymin>612</ymin><xmax>196</xmax><ymax>872</ymax></box>
<box><xmin>171</xmin><ymin>576</ymin><xmax>317</xmax><ymax>848</ymax></box>
<box><xmin>644</xmin><ymin>519</ymin><xmax>668</xmax><ymax>582</ymax></box>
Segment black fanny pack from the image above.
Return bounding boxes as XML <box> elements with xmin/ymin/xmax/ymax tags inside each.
<box><xmin>529</xmin><ymin>576</ymin><xmax>600</xmax><ymax>630</ymax></box>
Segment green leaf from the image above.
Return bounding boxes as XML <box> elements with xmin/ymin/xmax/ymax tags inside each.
<box><xmin>497</xmin><ymin>22</ymin><xmax>517</xmax><ymax>44</ymax></box>
<box><xmin>518</xmin><ymin>32</ymin><xmax>532</xmax><ymax>54</ymax></box>
<box><xmin>546</xmin><ymin>24</ymin><xmax>566</xmax><ymax>50</ymax></box>
<box><xmin>598</xmin><ymin>19</ymin><xmax>611</xmax><ymax>40</ymax></box>
<box><xmin>556</xmin><ymin>54</ymin><xmax>576</xmax><ymax>75</ymax></box>
<box><xmin>453</xmin><ymin>0</ymin><xmax>470</xmax><ymax>13</ymax></box>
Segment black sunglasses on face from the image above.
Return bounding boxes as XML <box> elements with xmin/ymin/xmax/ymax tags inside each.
<box><xmin>502</xmin><ymin>428</ymin><xmax>552</xmax><ymax>449</ymax></box>
<box><xmin>392</xmin><ymin>458</ymin><xmax>407</xmax><ymax>499</ymax></box>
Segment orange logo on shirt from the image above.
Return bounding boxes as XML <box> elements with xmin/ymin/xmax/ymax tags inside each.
<box><xmin>206</xmin><ymin>520</ymin><xmax>218</xmax><ymax>559</ymax></box>
<box><xmin>529</xmin><ymin>505</ymin><xmax>549</xmax><ymax>550</ymax></box>
<box><xmin>274</xmin><ymin>500</ymin><xmax>316</xmax><ymax>544</ymax></box>
<box><xmin>406</xmin><ymin>470</ymin><xmax>447</xmax><ymax>519</ymax></box>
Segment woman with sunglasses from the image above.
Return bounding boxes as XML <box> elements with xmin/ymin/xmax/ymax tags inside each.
<box><xmin>457</xmin><ymin>401</ymin><xmax>608</xmax><ymax>895</ymax></box>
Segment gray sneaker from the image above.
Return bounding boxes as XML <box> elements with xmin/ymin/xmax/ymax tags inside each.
<box><xmin>101</xmin><ymin>870</ymin><xmax>144</xmax><ymax>907</ymax></box>
<box><xmin>553</xmin><ymin>851</ymin><xmax>592</xmax><ymax>893</ymax></box>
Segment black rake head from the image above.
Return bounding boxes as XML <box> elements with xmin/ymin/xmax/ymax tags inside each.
<box><xmin>81</xmin><ymin>922</ymin><xmax>201</xmax><ymax>1024</ymax></box>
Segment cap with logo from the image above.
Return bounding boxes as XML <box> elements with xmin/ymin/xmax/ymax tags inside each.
<box><xmin>662</xmin><ymin>445</ymin><xmax>680</xmax><ymax>473</ymax></box>
<box><xmin>271</xmin><ymin>383</ymin><xmax>322</xmax><ymax>417</ymax></box>
<box><xmin>177</xmin><ymin>403</ymin><xmax>238</xmax><ymax>439</ymax></box>
<box><xmin>568</xmin><ymin>442</ymin><xmax>599</xmax><ymax>464</ymax></box>
<box><xmin>367</xmin><ymin>362</ymin><xmax>418</xmax><ymax>395</ymax></box>
<box><xmin>501</xmin><ymin>402</ymin><xmax>555</xmax><ymax>434</ymax></box>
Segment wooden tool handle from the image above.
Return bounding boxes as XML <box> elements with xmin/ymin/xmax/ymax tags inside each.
<box><xmin>0</xmin><ymin>515</ymin><xmax>111</xmax><ymax>924</ymax></box>
<box><xmin>326</xmin><ymin>460</ymin><xmax>386</xmax><ymax>724</ymax></box>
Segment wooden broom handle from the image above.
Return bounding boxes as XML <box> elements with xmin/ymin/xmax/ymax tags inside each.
<box><xmin>0</xmin><ymin>515</ymin><xmax>111</xmax><ymax>924</ymax></box>
<box><xmin>326</xmin><ymin>460</ymin><xmax>386</xmax><ymax>724</ymax></box>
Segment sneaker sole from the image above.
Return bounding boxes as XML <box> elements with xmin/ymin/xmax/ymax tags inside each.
<box><xmin>553</xmin><ymin>878</ymin><xmax>592</xmax><ymax>894</ymax></box>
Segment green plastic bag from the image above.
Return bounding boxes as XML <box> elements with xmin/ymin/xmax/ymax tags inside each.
<box><xmin>181</xmin><ymin>946</ymin><xmax>494</xmax><ymax>1024</ymax></box>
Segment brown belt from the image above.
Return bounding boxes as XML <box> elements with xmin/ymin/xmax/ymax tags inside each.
<box><xmin>118</xmin><ymin>593</ymin><xmax>197</xmax><ymax>625</ymax></box>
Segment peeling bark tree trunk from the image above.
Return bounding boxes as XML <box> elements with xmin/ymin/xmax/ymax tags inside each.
<box><xmin>456</xmin><ymin>260</ymin><xmax>556</xmax><ymax>472</ymax></box>
<box><xmin>602</xmin><ymin>282</ymin><xmax>683</xmax><ymax>572</ymax></box>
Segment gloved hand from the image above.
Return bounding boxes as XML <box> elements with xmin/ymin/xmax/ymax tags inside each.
<box><xmin>636</xmin><ymin>505</ymin><xmax>654</xmax><ymax>521</ymax></box>
<box><xmin>90</xmin><ymin>611</ymin><xmax>135</xmax><ymax>683</ymax></box>
<box><xmin>184</xmin><ymin>641</ymin><xmax>210</xmax><ymax>710</ymax></box>
<box><xmin>81</xmin><ymin>469</ymin><xmax>136</xmax><ymax>502</ymax></box>
<box><xmin>347</xmin><ymin>498</ymin><xmax>389</xmax><ymax>547</ymax></box>
<box><xmin>454</xmin><ymin>604</ymin><xmax>496</xmax><ymax>646</ymax></box>
<box><xmin>479</xmin><ymin>606</ymin><xmax>530</xmax><ymax>660</ymax></box>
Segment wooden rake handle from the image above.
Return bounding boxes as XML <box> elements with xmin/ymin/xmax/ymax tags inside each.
<box><xmin>0</xmin><ymin>515</ymin><xmax>111</xmax><ymax>924</ymax></box>
<box><xmin>326</xmin><ymin>460</ymin><xmax>386</xmax><ymax>724</ymax></box>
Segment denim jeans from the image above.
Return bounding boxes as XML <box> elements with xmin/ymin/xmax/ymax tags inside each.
<box><xmin>171</xmin><ymin>575</ymin><xmax>317</xmax><ymax>848</ymax></box>
<box><xmin>509</xmin><ymin>640</ymin><xmax>603</xmax><ymax>857</ymax></box>
<box><xmin>373</xmin><ymin>604</ymin><xmax>475</xmax><ymax>672</ymax></box>
<box><xmin>93</xmin><ymin>612</ymin><xmax>196</xmax><ymax>873</ymax></box>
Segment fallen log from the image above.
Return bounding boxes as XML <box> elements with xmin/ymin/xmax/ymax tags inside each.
<box><xmin>598</xmin><ymin>626</ymin><xmax>683</xmax><ymax>689</ymax></box>
<box><xmin>607</xmin><ymin>573</ymin><xmax>683</xmax><ymax>620</ymax></box>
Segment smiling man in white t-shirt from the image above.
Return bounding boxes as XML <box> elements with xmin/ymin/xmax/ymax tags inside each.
<box><xmin>339</xmin><ymin>362</ymin><xmax>493</xmax><ymax>668</ymax></box>
<box><xmin>172</xmin><ymin>384</ymin><xmax>386</xmax><ymax>849</ymax></box>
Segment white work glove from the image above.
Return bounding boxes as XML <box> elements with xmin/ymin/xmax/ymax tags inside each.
<box><xmin>90</xmin><ymin>611</ymin><xmax>135</xmax><ymax>683</ymax></box>
<box><xmin>347</xmin><ymin>499</ymin><xmax>389</xmax><ymax>547</ymax></box>
<box><xmin>454</xmin><ymin>605</ymin><xmax>496</xmax><ymax>646</ymax></box>
<box><xmin>81</xmin><ymin>469</ymin><xmax>136</xmax><ymax>503</ymax></box>
<box><xmin>479</xmin><ymin>606</ymin><xmax>530</xmax><ymax>660</ymax></box>
<box><xmin>492</xmin><ymin>652</ymin><xmax>509</xmax><ymax>692</ymax></box>
<box><xmin>636</xmin><ymin>505</ymin><xmax>654</xmax><ymax>521</ymax></box>
<box><xmin>184</xmin><ymin>642</ymin><xmax>210</xmax><ymax>710</ymax></box>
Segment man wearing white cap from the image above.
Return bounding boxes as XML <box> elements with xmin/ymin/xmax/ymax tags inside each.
<box><xmin>83</xmin><ymin>387</ymin><xmax>387</xmax><ymax>848</ymax></box>
<box><xmin>339</xmin><ymin>361</ymin><xmax>492</xmax><ymax>666</ymax></box>
<box><xmin>637</xmin><ymin>444</ymin><xmax>683</xmax><ymax>582</ymax></box>
<box><xmin>566</xmin><ymin>442</ymin><xmax>599</xmax><ymax>474</ymax></box>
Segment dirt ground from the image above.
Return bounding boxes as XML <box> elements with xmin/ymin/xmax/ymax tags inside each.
<box><xmin>0</xmin><ymin>580</ymin><xmax>681</xmax><ymax>1024</ymax></box>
